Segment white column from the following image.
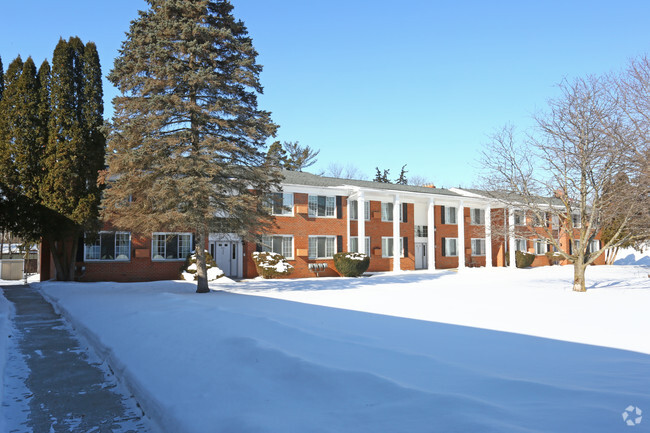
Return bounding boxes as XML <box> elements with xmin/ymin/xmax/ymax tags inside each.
<box><xmin>427</xmin><ymin>198</ymin><xmax>436</xmax><ymax>270</ymax></box>
<box><xmin>457</xmin><ymin>200</ymin><xmax>465</xmax><ymax>269</ymax></box>
<box><xmin>346</xmin><ymin>196</ymin><xmax>351</xmax><ymax>252</ymax></box>
<box><xmin>358</xmin><ymin>192</ymin><xmax>366</xmax><ymax>254</ymax></box>
<box><xmin>392</xmin><ymin>194</ymin><xmax>401</xmax><ymax>272</ymax></box>
<box><xmin>508</xmin><ymin>207</ymin><xmax>516</xmax><ymax>268</ymax></box>
<box><xmin>485</xmin><ymin>205</ymin><xmax>492</xmax><ymax>268</ymax></box>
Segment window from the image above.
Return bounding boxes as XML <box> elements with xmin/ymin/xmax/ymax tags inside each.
<box><xmin>268</xmin><ymin>192</ymin><xmax>293</xmax><ymax>216</ymax></box>
<box><xmin>442</xmin><ymin>206</ymin><xmax>457</xmax><ymax>224</ymax></box>
<box><xmin>308</xmin><ymin>236</ymin><xmax>336</xmax><ymax>259</ymax></box>
<box><xmin>587</xmin><ymin>239</ymin><xmax>600</xmax><ymax>253</ymax></box>
<box><xmin>349</xmin><ymin>236</ymin><xmax>371</xmax><ymax>254</ymax></box>
<box><xmin>380</xmin><ymin>202</ymin><xmax>403</xmax><ymax>222</ymax></box>
<box><xmin>382</xmin><ymin>237</ymin><xmax>406</xmax><ymax>258</ymax></box>
<box><xmin>532</xmin><ymin>212</ymin><xmax>545</xmax><ymax>227</ymax></box>
<box><xmin>535</xmin><ymin>240</ymin><xmax>546</xmax><ymax>255</ymax></box>
<box><xmin>414</xmin><ymin>225</ymin><xmax>428</xmax><ymax>237</ymax></box>
<box><xmin>85</xmin><ymin>232</ymin><xmax>131</xmax><ymax>261</ymax></box>
<box><xmin>551</xmin><ymin>214</ymin><xmax>560</xmax><ymax>229</ymax></box>
<box><xmin>471</xmin><ymin>239</ymin><xmax>485</xmax><ymax>256</ymax></box>
<box><xmin>515</xmin><ymin>239</ymin><xmax>527</xmax><ymax>252</ymax></box>
<box><xmin>470</xmin><ymin>208</ymin><xmax>485</xmax><ymax>225</ymax></box>
<box><xmin>152</xmin><ymin>233</ymin><xmax>192</xmax><ymax>260</ymax></box>
<box><xmin>349</xmin><ymin>200</ymin><xmax>370</xmax><ymax>220</ymax></box>
<box><xmin>571</xmin><ymin>213</ymin><xmax>581</xmax><ymax>228</ymax></box>
<box><xmin>514</xmin><ymin>211</ymin><xmax>525</xmax><ymax>226</ymax></box>
<box><xmin>262</xmin><ymin>235</ymin><xmax>293</xmax><ymax>259</ymax></box>
<box><xmin>442</xmin><ymin>238</ymin><xmax>458</xmax><ymax>257</ymax></box>
<box><xmin>308</xmin><ymin>195</ymin><xmax>335</xmax><ymax>217</ymax></box>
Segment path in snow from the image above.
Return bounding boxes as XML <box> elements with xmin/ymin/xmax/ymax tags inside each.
<box><xmin>1</xmin><ymin>285</ymin><xmax>154</xmax><ymax>433</ymax></box>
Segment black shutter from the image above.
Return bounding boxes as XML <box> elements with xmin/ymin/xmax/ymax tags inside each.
<box><xmin>76</xmin><ymin>235</ymin><xmax>85</xmax><ymax>262</ymax></box>
<box><xmin>440</xmin><ymin>206</ymin><xmax>446</xmax><ymax>224</ymax></box>
<box><xmin>547</xmin><ymin>243</ymin><xmax>551</xmax><ymax>253</ymax></box>
<box><xmin>336</xmin><ymin>196</ymin><xmax>343</xmax><ymax>219</ymax></box>
<box><xmin>192</xmin><ymin>234</ymin><xmax>197</xmax><ymax>252</ymax></box>
<box><xmin>402</xmin><ymin>203</ymin><xmax>408</xmax><ymax>223</ymax></box>
<box><xmin>337</xmin><ymin>235</ymin><xmax>343</xmax><ymax>253</ymax></box>
<box><xmin>256</xmin><ymin>242</ymin><xmax>263</xmax><ymax>252</ymax></box>
<box><xmin>403</xmin><ymin>237</ymin><xmax>409</xmax><ymax>257</ymax></box>
<box><xmin>441</xmin><ymin>237</ymin><xmax>446</xmax><ymax>257</ymax></box>
<box><xmin>569</xmin><ymin>241</ymin><xmax>572</xmax><ymax>255</ymax></box>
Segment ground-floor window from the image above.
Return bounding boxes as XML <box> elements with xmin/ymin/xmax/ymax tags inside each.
<box><xmin>515</xmin><ymin>239</ymin><xmax>527</xmax><ymax>252</ymax></box>
<box><xmin>471</xmin><ymin>238</ymin><xmax>485</xmax><ymax>256</ymax></box>
<box><xmin>308</xmin><ymin>236</ymin><xmax>336</xmax><ymax>259</ymax></box>
<box><xmin>85</xmin><ymin>232</ymin><xmax>131</xmax><ymax>261</ymax></box>
<box><xmin>152</xmin><ymin>233</ymin><xmax>192</xmax><ymax>260</ymax></box>
<box><xmin>349</xmin><ymin>236</ymin><xmax>371</xmax><ymax>254</ymax></box>
<box><xmin>587</xmin><ymin>239</ymin><xmax>601</xmax><ymax>253</ymax></box>
<box><xmin>442</xmin><ymin>237</ymin><xmax>458</xmax><ymax>257</ymax></box>
<box><xmin>535</xmin><ymin>240</ymin><xmax>546</xmax><ymax>255</ymax></box>
<box><xmin>262</xmin><ymin>235</ymin><xmax>293</xmax><ymax>259</ymax></box>
<box><xmin>382</xmin><ymin>237</ymin><xmax>406</xmax><ymax>258</ymax></box>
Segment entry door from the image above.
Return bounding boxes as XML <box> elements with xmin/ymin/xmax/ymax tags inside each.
<box><xmin>213</xmin><ymin>242</ymin><xmax>233</xmax><ymax>276</ymax></box>
<box><xmin>415</xmin><ymin>243</ymin><xmax>427</xmax><ymax>269</ymax></box>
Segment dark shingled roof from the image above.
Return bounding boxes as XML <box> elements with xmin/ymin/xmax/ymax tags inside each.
<box><xmin>280</xmin><ymin>170</ymin><xmax>461</xmax><ymax>197</ymax></box>
<box><xmin>459</xmin><ymin>188</ymin><xmax>567</xmax><ymax>207</ymax></box>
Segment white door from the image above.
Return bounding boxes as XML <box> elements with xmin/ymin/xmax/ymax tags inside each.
<box><xmin>212</xmin><ymin>242</ymin><xmax>233</xmax><ymax>276</ymax></box>
<box><xmin>415</xmin><ymin>243</ymin><xmax>427</xmax><ymax>269</ymax></box>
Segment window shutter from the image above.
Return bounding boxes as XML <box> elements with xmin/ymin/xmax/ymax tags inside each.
<box><xmin>192</xmin><ymin>234</ymin><xmax>196</xmax><ymax>252</ymax></box>
<box><xmin>402</xmin><ymin>203</ymin><xmax>408</xmax><ymax>223</ymax></box>
<box><xmin>403</xmin><ymin>237</ymin><xmax>409</xmax><ymax>257</ymax></box>
<box><xmin>440</xmin><ymin>206</ymin><xmax>446</xmax><ymax>224</ymax></box>
<box><xmin>336</xmin><ymin>196</ymin><xmax>343</xmax><ymax>219</ymax></box>
<box><xmin>569</xmin><ymin>241</ymin><xmax>572</xmax><ymax>255</ymax></box>
<box><xmin>547</xmin><ymin>243</ymin><xmax>551</xmax><ymax>253</ymax></box>
<box><xmin>76</xmin><ymin>235</ymin><xmax>85</xmax><ymax>262</ymax></box>
<box><xmin>256</xmin><ymin>243</ymin><xmax>263</xmax><ymax>252</ymax></box>
<box><xmin>336</xmin><ymin>235</ymin><xmax>343</xmax><ymax>253</ymax></box>
<box><xmin>441</xmin><ymin>237</ymin><xmax>446</xmax><ymax>257</ymax></box>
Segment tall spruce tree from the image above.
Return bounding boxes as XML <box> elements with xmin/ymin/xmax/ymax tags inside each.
<box><xmin>104</xmin><ymin>0</ymin><xmax>279</xmax><ymax>293</ymax></box>
<box><xmin>40</xmin><ymin>37</ymin><xmax>105</xmax><ymax>280</ymax></box>
<box><xmin>0</xmin><ymin>56</ymin><xmax>4</xmax><ymax>101</ymax></box>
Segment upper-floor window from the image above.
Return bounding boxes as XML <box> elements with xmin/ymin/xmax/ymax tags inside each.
<box><xmin>381</xmin><ymin>202</ymin><xmax>403</xmax><ymax>222</ymax></box>
<box><xmin>262</xmin><ymin>235</ymin><xmax>293</xmax><ymax>259</ymax></box>
<box><xmin>414</xmin><ymin>225</ymin><xmax>428</xmax><ymax>238</ymax></box>
<box><xmin>268</xmin><ymin>192</ymin><xmax>293</xmax><ymax>216</ymax></box>
<box><xmin>441</xmin><ymin>206</ymin><xmax>457</xmax><ymax>224</ymax></box>
<box><xmin>571</xmin><ymin>213</ymin><xmax>581</xmax><ymax>228</ymax></box>
<box><xmin>471</xmin><ymin>238</ymin><xmax>486</xmax><ymax>256</ymax></box>
<box><xmin>152</xmin><ymin>233</ymin><xmax>192</xmax><ymax>260</ymax></box>
<box><xmin>85</xmin><ymin>232</ymin><xmax>131</xmax><ymax>261</ymax></box>
<box><xmin>308</xmin><ymin>195</ymin><xmax>335</xmax><ymax>218</ymax></box>
<box><xmin>308</xmin><ymin>235</ymin><xmax>336</xmax><ymax>259</ymax></box>
<box><xmin>514</xmin><ymin>211</ymin><xmax>525</xmax><ymax>226</ymax></box>
<box><xmin>470</xmin><ymin>208</ymin><xmax>485</xmax><ymax>225</ymax></box>
<box><xmin>349</xmin><ymin>200</ymin><xmax>370</xmax><ymax>220</ymax></box>
<box><xmin>532</xmin><ymin>212</ymin><xmax>545</xmax><ymax>227</ymax></box>
<box><xmin>551</xmin><ymin>214</ymin><xmax>560</xmax><ymax>229</ymax></box>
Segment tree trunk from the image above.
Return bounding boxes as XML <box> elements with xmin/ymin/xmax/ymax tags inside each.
<box><xmin>195</xmin><ymin>231</ymin><xmax>209</xmax><ymax>293</ymax></box>
<box><xmin>572</xmin><ymin>262</ymin><xmax>587</xmax><ymax>292</ymax></box>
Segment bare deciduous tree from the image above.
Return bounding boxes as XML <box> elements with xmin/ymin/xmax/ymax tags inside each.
<box><xmin>324</xmin><ymin>162</ymin><xmax>367</xmax><ymax>180</ymax></box>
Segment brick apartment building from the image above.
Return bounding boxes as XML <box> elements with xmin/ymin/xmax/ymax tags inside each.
<box><xmin>39</xmin><ymin>170</ymin><xmax>604</xmax><ymax>282</ymax></box>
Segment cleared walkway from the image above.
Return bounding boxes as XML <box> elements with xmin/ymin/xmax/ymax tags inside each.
<box><xmin>1</xmin><ymin>285</ymin><xmax>153</xmax><ymax>433</ymax></box>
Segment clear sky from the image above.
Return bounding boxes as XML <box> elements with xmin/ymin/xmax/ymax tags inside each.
<box><xmin>2</xmin><ymin>1</ymin><xmax>650</xmax><ymax>188</ymax></box>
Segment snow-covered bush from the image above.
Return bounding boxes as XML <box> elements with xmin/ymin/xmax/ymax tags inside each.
<box><xmin>545</xmin><ymin>251</ymin><xmax>563</xmax><ymax>265</ymax></box>
<box><xmin>333</xmin><ymin>252</ymin><xmax>370</xmax><ymax>277</ymax></box>
<box><xmin>515</xmin><ymin>250</ymin><xmax>536</xmax><ymax>268</ymax></box>
<box><xmin>182</xmin><ymin>251</ymin><xmax>224</xmax><ymax>282</ymax></box>
<box><xmin>252</xmin><ymin>252</ymin><xmax>294</xmax><ymax>279</ymax></box>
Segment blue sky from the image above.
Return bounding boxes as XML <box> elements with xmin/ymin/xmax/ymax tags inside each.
<box><xmin>2</xmin><ymin>1</ymin><xmax>649</xmax><ymax>187</ymax></box>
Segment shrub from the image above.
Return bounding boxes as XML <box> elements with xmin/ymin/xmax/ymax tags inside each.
<box><xmin>182</xmin><ymin>251</ymin><xmax>224</xmax><ymax>282</ymax></box>
<box><xmin>515</xmin><ymin>250</ymin><xmax>536</xmax><ymax>268</ymax></box>
<box><xmin>333</xmin><ymin>252</ymin><xmax>370</xmax><ymax>277</ymax></box>
<box><xmin>252</xmin><ymin>252</ymin><xmax>294</xmax><ymax>279</ymax></box>
<box><xmin>545</xmin><ymin>251</ymin><xmax>563</xmax><ymax>265</ymax></box>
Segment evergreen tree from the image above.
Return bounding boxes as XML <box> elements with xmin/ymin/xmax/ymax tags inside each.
<box><xmin>283</xmin><ymin>141</ymin><xmax>319</xmax><ymax>171</ymax></box>
<box><xmin>0</xmin><ymin>56</ymin><xmax>4</xmax><ymax>101</ymax></box>
<box><xmin>374</xmin><ymin>167</ymin><xmax>391</xmax><ymax>183</ymax></box>
<box><xmin>104</xmin><ymin>0</ymin><xmax>279</xmax><ymax>293</ymax></box>
<box><xmin>266</xmin><ymin>141</ymin><xmax>288</xmax><ymax>168</ymax></box>
<box><xmin>40</xmin><ymin>37</ymin><xmax>105</xmax><ymax>280</ymax></box>
<box><xmin>395</xmin><ymin>164</ymin><xmax>408</xmax><ymax>185</ymax></box>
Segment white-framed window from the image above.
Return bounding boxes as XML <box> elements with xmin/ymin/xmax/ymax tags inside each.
<box><xmin>442</xmin><ymin>238</ymin><xmax>458</xmax><ymax>257</ymax></box>
<box><xmin>471</xmin><ymin>239</ymin><xmax>486</xmax><ymax>256</ymax></box>
<box><xmin>349</xmin><ymin>200</ymin><xmax>370</xmax><ymax>221</ymax></box>
<box><xmin>349</xmin><ymin>236</ymin><xmax>371</xmax><ymax>254</ymax></box>
<box><xmin>268</xmin><ymin>192</ymin><xmax>293</xmax><ymax>216</ymax></box>
<box><xmin>535</xmin><ymin>240</ymin><xmax>546</xmax><ymax>255</ymax></box>
<box><xmin>152</xmin><ymin>233</ymin><xmax>192</xmax><ymax>260</ymax></box>
<box><xmin>414</xmin><ymin>225</ymin><xmax>428</xmax><ymax>237</ymax></box>
<box><xmin>380</xmin><ymin>202</ymin><xmax>404</xmax><ymax>222</ymax></box>
<box><xmin>308</xmin><ymin>195</ymin><xmax>336</xmax><ymax>218</ymax></box>
<box><xmin>515</xmin><ymin>239</ymin><xmax>527</xmax><ymax>252</ymax></box>
<box><xmin>470</xmin><ymin>208</ymin><xmax>485</xmax><ymax>225</ymax></box>
<box><xmin>571</xmin><ymin>213</ymin><xmax>581</xmax><ymax>228</ymax></box>
<box><xmin>85</xmin><ymin>232</ymin><xmax>131</xmax><ymax>261</ymax></box>
<box><xmin>514</xmin><ymin>211</ymin><xmax>525</xmax><ymax>226</ymax></box>
<box><xmin>308</xmin><ymin>236</ymin><xmax>336</xmax><ymax>259</ymax></box>
<box><xmin>442</xmin><ymin>206</ymin><xmax>457</xmax><ymax>224</ymax></box>
<box><xmin>262</xmin><ymin>235</ymin><xmax>294</xmax><ymax>259</ymax></box>
<box><xmin>532</xmin><ymin>212</ymin><xmax>546</xmax><ymax>227</ymax></box>
<box><xmin>551</xmin><ymin>214</ymin><xmax>560</xmax><ymax>229</ymax></box>
<box><xmin>381</xmin><ymin>237</ymin><xmax>405</xmax><ymax>258</ymax></box>
<box><xmin>587</xmin><ymin>239</ymin><xmax>600</xmax><ymax>253</ymax></box>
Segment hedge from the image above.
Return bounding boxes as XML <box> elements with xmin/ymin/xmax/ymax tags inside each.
<box><xmin>252</xmin><ymin>252</ymin><xmax>294</xmax><ymax>279</ymax></box>
<box><xmin>333</xmin><ymin>252</ymin><xmax>370</xmax><ymax>277</ymax></box>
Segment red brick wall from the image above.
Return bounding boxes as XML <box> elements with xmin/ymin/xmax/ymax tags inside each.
<box><xmin>435</xmin><ymin>205</ymin><xmax>459</xmax><ymax>269</ymax></box>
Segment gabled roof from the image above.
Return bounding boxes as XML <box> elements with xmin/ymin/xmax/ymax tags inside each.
<box><xmin>280</xmin><ymin>170</ymin><xmax>461</xmax><ymax>197</ymax></box>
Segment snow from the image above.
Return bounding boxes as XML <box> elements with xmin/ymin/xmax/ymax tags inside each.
<box><xmin>26</xmin><ymin>264</ymin><xmax>650</xmax><ymax>433</ymax></box>
<box><xmin>614</xmin><ymin>246</ymin><xmax>650</xmax><ymax>266</ymax></box>
<box><xmin>0</xmin><ymin>291</ymin><xmax>12</xmax><ymax>433</ymax></box>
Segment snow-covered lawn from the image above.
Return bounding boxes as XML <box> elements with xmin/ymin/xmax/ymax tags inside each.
<box><xmin>22</xmin><ymin>264</ymin><xmax>649</xmax><ymax>433</ymax></box>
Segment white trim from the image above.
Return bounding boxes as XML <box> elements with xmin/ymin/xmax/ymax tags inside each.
<box><xmin>151</xmin><ymin>232</ymin><xmax>193</xmax><ymax>261</ymax></box>
<box><xmin>269</xmin><ymin>192</ymin><xmax>294</xmax><ymax>217</ymax></box>
<box><xmin>471</xmin><ymin>238</ymin><xmax>486</xmax><ymax>256</ymax></box>
<box><xmin>261</xmin><ymin>234</ymin><xmax>294</xmax><ymax>260</ymax></box>
<box><xmin>84</xmin><ymin>231</ymin><xmax>132</xmax><ymax>262</ymax></box>
<box><xmin>308</xmin><ymin>235</ymin><xmax>337</xmax><ymax>259</ymax></box>
<box><xmin>382</xmin><ymin>236</ymin><xmax>405</xmax><ymax>258</ymax></box>
<box><xmin>308</xmin><ymin>195</ymin><xmax>337</xmax><ymax>218</ymax></box>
